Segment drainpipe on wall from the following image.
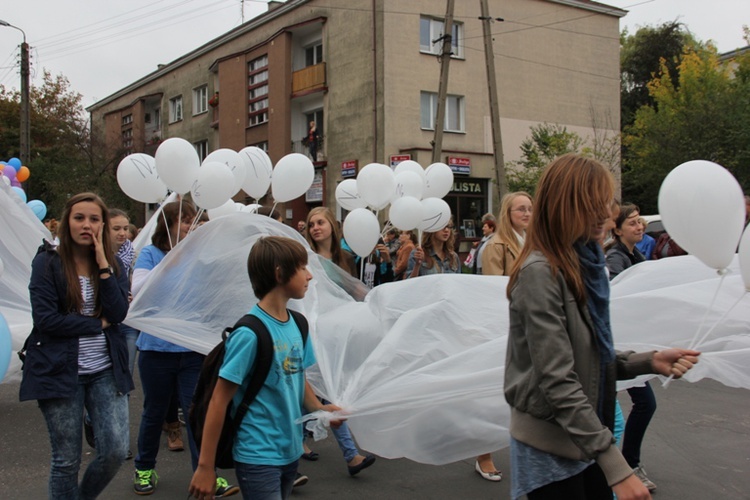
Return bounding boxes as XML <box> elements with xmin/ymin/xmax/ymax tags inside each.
<box><xmin>372</xmin><ymin>0</ymin><xmax>378</xmax><ymax>163</ymax></box>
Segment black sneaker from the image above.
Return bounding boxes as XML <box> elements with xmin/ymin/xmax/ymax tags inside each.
<box><xmin>215</xmin><ymin>477</ymin><xmax>239</xmax><ymax>498</ymax></box>
<box><xmin>133</xmin><ymin>469</ymin><xmax>158</xmax><ymax>496</ymax></box>
<box><xmin>83</xmin><ymin>418</ymin><xmax>95</xmax><ymax>448</ymax></box>
<box><xmin>293</xmin><ymin>472</ymin><xmax>309</xmax><ymax>488</ymax></box>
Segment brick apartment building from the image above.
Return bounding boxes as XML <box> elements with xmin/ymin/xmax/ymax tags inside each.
<box><xmin>87</xmin><ymin>0</ymin><xmax>624</xmax><ymax>251</ymax></box>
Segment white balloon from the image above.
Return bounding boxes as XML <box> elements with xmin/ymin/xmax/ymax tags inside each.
<box><xmin>389</xmin><ymin>196</ymin><xmax>424</xmax><ymax>231</ymax></box>
<box><xmin>394</xmin><ymin>160</ymin><xmax>425</xmax><ymax>180</ymax></box>
<box><xmin>419</xmin><ymin>197</ymin><xmax>452</xmax><ymax>232</ymax></box>
<box><xmin>116</xmin><ymin>153</ymin><xmax>168</xmax><ymax>203</ymax></box>
<box><xmin>205</xmin><ymin>149</ymin><xmax>246</xmax><ymax>196</ymax></box>
<box><xmin>335</xmin><ymin>179</ymin><xmax>368</xmax><ymax>211</ymax></box>
<box><xmin>241</xmin><ymin>203</ymin><xmax>262</xmax><ymax>213</ymax></box>
<box><xmin>1</xmin><ymin>175</ymin><xmax>9</xmax><ymax>187</ymax></box>
<box><xmin>155</xmin><ymin>138</ymin><xmax>201</xmax><ymax>194</ymax></box>
<box><xmin>234</xmin><ymin>202</ymin><xmax>246</xmax><ymax>212</ymax></box>
<box><xmin>343</xmin><ymin>208</ymin><xmax>381</xmax><ymax>258</ymax></box>
<box><xmin>190</xmin><ymin>161</ymin><xmax>236</xmax><ymax>210</ymax></box>
<box><xmin>207</xmin><ymin>199</ymin><xmax>237</xmax><ymax>220</ymax></box>
<box><xmin>423</xmin><ymin>162</ymin><xmax>454</xmax><ymax>199</ymax></box>
<box><xmin>738</xmin><ymin>224</ymin><xmax>750</xmax><ymax>291</ymax></box>
<box><xmin>357</xmin><ymin>163</ymin><xmax>396</xmax><ymax>210</ymax></box>
<box><xmin>394</xmin><ymin>171</ymin><xmax>424</xmax><ymax>200</ymax></box>
<box><xmin>658</xmin><ymin>160</ymin><xmax>745</xmax><ymax>270</ymax></box>
<box><xmin>272</xmin><ymin>153</ymin><xmax>315</xmax><ymax>203</ymax></box>
<box><xmin>240</xmin><ymin>147</ymin><xmax>273</xmax><ymax>200</ymax></box>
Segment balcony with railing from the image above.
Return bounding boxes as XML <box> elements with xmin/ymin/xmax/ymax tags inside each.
<box><xmin>292</xmin><ymin>63</ymin><xmax>326</xmax><ymax>96</ymax></box>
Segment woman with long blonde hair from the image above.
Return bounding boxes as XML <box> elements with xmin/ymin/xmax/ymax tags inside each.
<box><xmin>481</xmin><ymin>191</ymin><xmax>532</xmax><ymax>277</ymax></box>
<box><xmin>305</xmin><ymin>207</ymin><xmax>355</xmax><ymax>276</ymax></box>
<box><xmin>504</xmin><ymin>154</ymin><xmax>700</xmax><ymax>499</ymax></box>
<box><xmin>405</xmin><ymin>222</ymin><xmax>459</xmax><ymax>278</ymax></box>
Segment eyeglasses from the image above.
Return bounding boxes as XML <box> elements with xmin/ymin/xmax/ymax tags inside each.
<box><xmin>511</xmin><ymin>208</ymin><xmax>533</xmax><ymax>214</ymax></box>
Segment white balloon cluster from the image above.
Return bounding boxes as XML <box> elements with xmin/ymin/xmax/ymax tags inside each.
<box><xmin>337</xmin><ymin>160</ymin><xmax>454</xmax><ymax>257</ymax></box>
<box><xmin>116</xmin><ymin>139</ymin><xmax>316</xmax><ymax>217</ymax></box>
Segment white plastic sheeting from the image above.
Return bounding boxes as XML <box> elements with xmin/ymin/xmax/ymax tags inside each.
<box><xmin>0</xmin><ymin>182</ymin><xmax>50</xmax><ymax>382</ymax></box>
<box><xmin>2</xmin><ymin>207</ymin><xmax>749</xmax><ymax>466</ymax></box>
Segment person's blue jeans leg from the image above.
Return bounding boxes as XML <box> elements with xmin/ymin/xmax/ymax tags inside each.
<box><xmin>331</xmin><ymin>422</ymin><xmax>359</xmax><ymax>463</ymax></box>
<box><xmin>235</xmin><ymin>461</ymin><xmax>298</xmax><ymax>500</ymax></box>
<box><xmin>621</xmin><ymin>382</ymin><xmax>657</xmax><ymax>468</ymax></box>
<box><xmin>175</xmin><ymin>351</ymin><xmax>204</xmax><ymax>471</ymax></box>
<box><xmin>80</xmin><ymin>370</ymin><xmax>129</xmax><ymax>499</ymax></box>
<box><xmin>135</xmin><ymin>351</ymin><xmax>179</xmax><ymax>471</ymax></box>
<box><xmin>319</xmin><ymin>398</ymin><xmax>359</xmax><ymax>463</ymax></box>
<box><xmin>122</xmin><ymin>326</ymin><xmax>139</xmax><ymax>376</ymax></box>
<box><xmin>39</xmin><ymin>369</ymin><xmax>128</xmax><ymax>500</ymax></box>
<box><xmin>39</xmin><ymin>384</ymin><xmax>85</xmax><ymax>499</ymax></box>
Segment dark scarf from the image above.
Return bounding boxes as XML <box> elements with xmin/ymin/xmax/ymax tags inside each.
<box><xmin>574</xmin><ymin>240</ymin><xmax>615</xmax><ymax>364</ymax></box>
<box><xmin>575</xmin><ymin>240</ymin><xmax>616</xmax><ymax>420</ymax></box>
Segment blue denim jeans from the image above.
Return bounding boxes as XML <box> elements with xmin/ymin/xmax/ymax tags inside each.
<box><xmin>38</xmin><ymin>369</ymin><xmax>129</xmax><ymax>500</ymax></box>
<box><xmin>122</xmin><ymin>326</ymin><xmax>139</xmax><ymax>376</ymax></box>
<box><xmin>235</xmin><ymin>460</ymin><xmax>298</xmax><ymax>500</ymax></box>
<box><xmin>622</xmin><ymin>382</ymin><xmax>657</xmax><ymax>468</ymax></box>
<box><xmin>135</xmin><ymin>350</ymin><xmax>204</xmax><ymax>472</ymax></box>
<box><xmin>319</xmin><ymin>398</ymin><xmax>359</xmax><ymax>463</ymax></box>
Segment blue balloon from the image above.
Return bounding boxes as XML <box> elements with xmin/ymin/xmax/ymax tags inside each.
<box><xmin>27</xmin><ymin>199</ymin><xmax>47</xmax><ymax>220</ymax></box>
<box><xmin>7</xmin><ymin>157</ymin><xmax>21</xmax><ymax>168</ymax></box>
<box><xmin>11</xmin><ymin>186</ymin><xmax>27</xmax><ymax>203</ymax></box>
<box><xmin>0</xmin><ymin>312</ymin><xmax>11</xmax><ymax>382</ymax></box>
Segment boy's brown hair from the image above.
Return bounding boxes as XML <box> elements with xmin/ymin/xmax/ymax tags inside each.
<box><xmin>247</xmin><ymin>236</ymin><xmax>308</xmax><ymax>299</ymax></box>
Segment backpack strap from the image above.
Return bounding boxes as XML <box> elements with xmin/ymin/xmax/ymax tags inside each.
<box><xmin>228</xmin><ymin>309</ymin><xmax>309</xmax><ymax>431</ymax></box>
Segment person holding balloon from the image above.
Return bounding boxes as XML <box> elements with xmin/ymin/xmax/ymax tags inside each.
<box><xmin>504</xmin><ymin>154</ymin><xmax>700</xmax><ymax>500</ymax></box>
<box><xmin>19</xmin><ymin>192</ymin><xmax>133</xmax><ymax>499</ymax></box>
<box><xmin>405</xmin><ymin>221</ymin><xmax>459</xmax><ymax>278</ymax></box>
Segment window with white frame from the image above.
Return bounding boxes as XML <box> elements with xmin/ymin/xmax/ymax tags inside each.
<box><xmin>169</xmin><ymin>96</ymin><xmax>183</xmax><ymax>123</ymax></box>
<box><xmin>193</xmin><ymin>140</ymin><xmax>208</xmax><ymax>162</ymax></box>
<box><xmin>305</xmin><ymin>43</ymin><xmax>323</xmax><ymax>66</ymax></box>
<box><xmin>248</xmin><ymin>55</ymin><xmax>269</xmax><ymax>126</ymax></box>
<box><xmin>420</xmin><ymin>91</ymin><xmax>465</xmax><ymax>132</ymax></box>
<box><xmin>419</xmin><ymin>16</ymin><xmax>462</xmax><ymax>58</ymax></box>
<box><xmin>193</xmin><ymin>85</ymin><xmax>208</xmax><ymax>115</ymax></box>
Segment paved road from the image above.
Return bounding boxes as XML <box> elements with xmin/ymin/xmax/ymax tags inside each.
<box><xmin>0</xmin><ymin>376</ymin><xmax>748</xmax><ymax>499</ymax></box>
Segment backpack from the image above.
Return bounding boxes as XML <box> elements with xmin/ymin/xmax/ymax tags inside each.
<box><xmin>188</xmin><ymin>309</ymin><xmax>309</xmax><ymax>470</ymax></box>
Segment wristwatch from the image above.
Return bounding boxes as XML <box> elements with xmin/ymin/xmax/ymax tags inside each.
<box><xmin>99</xmin><ymin>266</ymin><xmax>114</xmax><ymax>276</ymax></box>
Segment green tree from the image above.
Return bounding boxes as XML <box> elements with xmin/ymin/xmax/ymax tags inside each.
<box><xmin>620</xmin><ymin>21</ymin><xmax>698</xmax><ymax>129</ymax></box>
<box><xmin>506</xmin><ymin>123</ymin><xmax>584</xmax><ymax>194</ymax></box>
<box><xmin>622</xmin><ymin>44</ymin><xmax>750</xmax><ymax>214</ymax></box>
<box><xmin>0</xmin><ymin>71</ymin><xmax>132</xmax><ymax>219</ymax></box>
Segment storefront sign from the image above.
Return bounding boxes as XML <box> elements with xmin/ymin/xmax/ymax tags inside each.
<box><xmin>447</xmin><ymin>156</ymin><xmax>471</xmax><ymax>175</ymax></box>
<box><xmin>305</xmin><ymin>170</ymin><xmax>324</xmax><ymax>202</ymax></box>
<box><xmin>341</xmin><ymin>160</ymin><xmax>358</xmax><ymax>178</ymax></box>
<box><xmin>389</xmin><ymin>154</ymin><xmax>411</xmax><ymax>169</ymax></box>
<box><xmin>450</xmin><ymin>180</ymin><xmax>483</xmax><ymax>194</ymax></box>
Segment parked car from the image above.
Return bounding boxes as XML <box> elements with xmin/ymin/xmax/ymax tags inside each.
<box><xmin>641</xmin><ymin>214</ymin><xmax>664</xmax><ymax>238</ymax></box>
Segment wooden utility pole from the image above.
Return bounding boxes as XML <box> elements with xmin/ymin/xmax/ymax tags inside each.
<box><xmin>431</xmin><ymin>0</ymin><xmax>455</xmax><ymax>164</ymax></box>
<box><xmin>480</xmin><ymin>0</ymin><xmax>507</xmax><ymax>200</ymax></box>
<box><xmin>20</xmin><ymin>40</ymin><xmax>30</xmax><ymax>165</ymax></box>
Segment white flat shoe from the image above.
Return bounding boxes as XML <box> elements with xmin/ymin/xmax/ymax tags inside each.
<box><xmin>475</xmin><ymin>460</ymin><xmax>502</xmax><ymax>482</ymax></box>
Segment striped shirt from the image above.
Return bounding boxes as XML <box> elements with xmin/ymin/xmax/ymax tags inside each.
<box><xmin>78</xmin><ymin>276</ymin><xmax>112</xmax><ymax>374</ymax></box>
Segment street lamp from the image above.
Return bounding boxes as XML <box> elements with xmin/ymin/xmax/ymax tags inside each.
<box><xmin>0</xmin><ymin>20</ymin><xmax>30</xmax><ymax>165</ymax></box>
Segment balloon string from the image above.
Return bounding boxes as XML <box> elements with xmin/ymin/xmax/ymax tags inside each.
<box><xmin>188</xmin><ymin>208</ymin><xmax>205</xmax><ymax>234</ymax></box>
<box><xmin>271</xmin><ymin>201</ymin><xmax>278</xmax><ymax>216</ymax></box>
<box><xmin>176</xmin><ymin>197</ymin><xmax>183</xmax><ymax>245</ymax></box>
<box><xmin>161</xmin><ymin>209</ymin><xmax>173</xmax><ymax>251</ymax></box>
<box><xmin>663</xmin><ymin>271</ymin><xmax>727</xmax><ymax>388</ymax></box>
<box><xmin>693</xmin><ymin>291</ymin><xmax>746</xmax><ymax>349</ymax></box>
<box><xmin>380</xmin><ymin>221</ymin><xmax>393</xmax><ymax>238</ymax></box>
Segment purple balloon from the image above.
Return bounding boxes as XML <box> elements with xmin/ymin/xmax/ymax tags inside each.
<box><xmin>3</xmin><ymin>166</ymin><xmax>16</xmax><ymax>180</ymax></box>
<box><xmin>11</xmin><ymin>179</ymin><xmax>22</xmax><ymax>187</ymax></box>
<box><xmin>7</xmin><ymin>157</ymin><xmax>21</xmax><ymax>168</ymax></box>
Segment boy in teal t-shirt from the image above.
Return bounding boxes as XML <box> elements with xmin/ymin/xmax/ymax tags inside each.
<box><xmin>189</xmin><ymin>236</ymin><xmax>341</xmax><ymax>500</ymax></box>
